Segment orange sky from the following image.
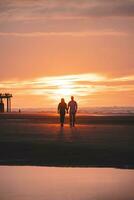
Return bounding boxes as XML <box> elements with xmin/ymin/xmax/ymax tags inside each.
<box><xmin>0</xmin><ymin>0</ymin><xmax>134</xmax><ymax>108</ymax></box>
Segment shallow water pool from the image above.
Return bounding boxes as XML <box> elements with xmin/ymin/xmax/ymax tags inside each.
<box><xmin>0</xmin><ymin>166</ymin><xmax>134</xmax><ymax>200</ymax></box>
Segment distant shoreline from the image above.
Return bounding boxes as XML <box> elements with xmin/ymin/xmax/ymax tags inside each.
<box><xmin>10</xmin><ymin>106</ymin><xmax>134</xmax><ymax>116</ymax></box>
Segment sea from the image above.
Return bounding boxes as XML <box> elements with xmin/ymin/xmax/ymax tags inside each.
<box><xmin>12</xmin><ymin>106</ymin><xmax>134</xmax><ymax>115</ymax></box>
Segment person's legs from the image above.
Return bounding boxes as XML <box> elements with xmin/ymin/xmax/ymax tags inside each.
<box><xmin>60</xmin><ymin>114</ymin><xmax>65</xmax><ymax>127</ymax></box>
<box><xmin>62</xmin><ymin>114</ymin><xmax>65</xmax><ymax>124</ymax></box>
<box><xmin>72</xmin><ymin>113</ymin><xmax>76</xmax><ymax>126</ymax></box>
<box><xmin>69</xmin><ymin>113</ymin><xmax>73</xmax><ymax>127</ymax></box>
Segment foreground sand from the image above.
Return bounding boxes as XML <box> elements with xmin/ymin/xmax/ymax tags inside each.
<box><xmin>0</xmin><ymin>113</ymin><xmax>134</xmax><ymax>168</ymax></box>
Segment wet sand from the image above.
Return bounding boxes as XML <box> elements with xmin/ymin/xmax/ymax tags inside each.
<box><xmin>0</xmin><ymin>113</ymin><xmax>134</xmax><ymax>168</ymax></box>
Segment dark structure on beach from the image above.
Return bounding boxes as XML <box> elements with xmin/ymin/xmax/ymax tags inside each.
<box><xmin>0</xmin><ymin>93</ymin><xmax>13</xmax><ymax>112</ymax></box>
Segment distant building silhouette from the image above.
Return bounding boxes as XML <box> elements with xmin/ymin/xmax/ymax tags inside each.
<box><xmin>0</xmin><ymin>99</ymin><xmax>4</xmax><ymax>112</ymax></box>
<box><xmin>0</xmin><ymin>93</ymin><xmax>13</xmax><ymax>112</ymax></box>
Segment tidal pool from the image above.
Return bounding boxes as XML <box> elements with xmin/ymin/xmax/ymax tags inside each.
<box><xmin>0</xmin><ymin>166</ymin><xmax>134</xmax><ymax>200</ymax></box>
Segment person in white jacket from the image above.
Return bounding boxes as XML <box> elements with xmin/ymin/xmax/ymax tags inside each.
<box><xmin>68</xmin><ymin>96</ymin><xmax>78</xmax><ymax>127</ymax></box>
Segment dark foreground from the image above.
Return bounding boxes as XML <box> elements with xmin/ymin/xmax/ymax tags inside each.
<box><xmin>0</xmin><ymin>113</ymin><xmax>134</xmax><ymax>169</ymax></box>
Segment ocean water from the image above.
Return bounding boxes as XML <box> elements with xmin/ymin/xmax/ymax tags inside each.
<box><xmin>13</xmin><ymin>106</ymin><xmax>134</xmax><ymax>115</ymax></box>
<box><xmin>0</xmin><ymin>166</ymin><xmax>134</xmax><ymax>200</ymax></box>
<box><xmin>79</xmin><ymin>107</ymin><xmax>134</xmax><ymax>115</ymax></box>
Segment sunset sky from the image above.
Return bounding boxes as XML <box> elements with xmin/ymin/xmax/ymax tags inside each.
<box><xmin>0</xmin><ymin>0</ymin><xmax>134</xmax><ymax>108</ymax></box>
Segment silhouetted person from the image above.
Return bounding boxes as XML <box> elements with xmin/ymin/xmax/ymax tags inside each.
<box><xmin>68</xmin><ymin>96</ymin><xmax>78</xmax><ymax>127</ymax></box>
<box><xmin>58</xmin><ymin>98</ymin><xmax>68</xmax><ymax>127</ymax></box>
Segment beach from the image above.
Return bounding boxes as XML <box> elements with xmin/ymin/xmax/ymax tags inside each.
<box><xmin>0</xmin><ymin>113</ymin><xmax>134</xmax><ymax>168</ymax></box>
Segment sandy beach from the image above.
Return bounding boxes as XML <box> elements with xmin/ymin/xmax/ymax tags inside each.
<box><xmin>0</xmin><ymin>113</ymin><xmax>134</xmax><ymax>168</ymax></box>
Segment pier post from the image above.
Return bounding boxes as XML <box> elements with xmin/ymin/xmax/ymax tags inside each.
<box><xmin>0</xmin><ymin>94</ymin><xmax>12</xmax><ymax>113</ymax></box>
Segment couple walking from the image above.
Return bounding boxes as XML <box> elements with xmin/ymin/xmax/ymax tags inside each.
<box><xmin>58</xmin><ymin>96</ymin><xmax>78</xmax><ymax>127</ymax></box>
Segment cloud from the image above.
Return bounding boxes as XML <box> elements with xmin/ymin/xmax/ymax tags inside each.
<box><xmin>0</xmin><ymin>30</ymin><xmax>127</xmax><ymax>37</ymax></box>
<box><xmin>0</xmin><ymin>0</ymin><xmax>134</xmax><ymax>22</ymax></box>
<box><xmin>0</xmin><ymin>73</ymin><xmax>134</xmax><ymax>98</ymax></box>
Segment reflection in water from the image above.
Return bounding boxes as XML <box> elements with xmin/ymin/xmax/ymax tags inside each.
<box><xmin>0</xmin><ymin>167</ymin><xmax>134</xmax><ymax>200</ymax></box>
<box><xmin>56</xmin><ymin>125</ymin><xmax>80</xmax><ymax>143</ymax></box>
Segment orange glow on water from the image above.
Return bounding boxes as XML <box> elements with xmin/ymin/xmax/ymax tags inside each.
<box><xmin>0</xmin><ymin>166</ymin><xmax>134</xmax><ymax>200</ymax></box>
